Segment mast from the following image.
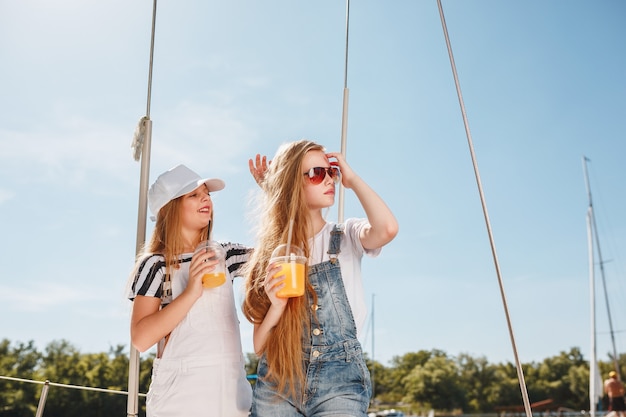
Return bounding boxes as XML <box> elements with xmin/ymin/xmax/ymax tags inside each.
<box><xmin>127</xmin><ymin>1</ymin><xmax>158</xmax><ymax>415</ymax></box>
<box><xmin>582</xmin><ymin>156</ymin><xmax>620</xmax><ymax>375</ymax></box>
<box><xmin>338</xmin><ymin>0</ymin><xmax>350</xmax><ymax>223</ymax></box>
<box><xmin>587</xmin><ymin>205</ymin><xmax>597</xmax><ymax>416</ymax></box>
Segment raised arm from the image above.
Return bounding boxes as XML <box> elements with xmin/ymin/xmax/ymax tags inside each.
<box><xmin>327</xmin><ymin>152</ymin><xmax>399</xmax><ymax>250</ymax></box>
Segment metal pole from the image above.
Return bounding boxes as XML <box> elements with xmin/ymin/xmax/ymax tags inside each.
<box><xmin>338</xmin><ymin>0</ymin><xmax>350</xmax><ymax>223</ymax></box>
<box><xmin>35</xmin><ymin>380</ymin><xmax>50</xmax><ymax>417</ymax></box>
<box><xmin>435</xmin><ymin>1</ymin><xmax>532</xmax><ymax>415</ymax></box>
<box><xmin>127</xmin><ymin>120</ymin><xmax>152</xmax><ymax>417</ymax></box>
<box><xmin>127</xmin><ymin>0</ymin><xmax>157</xmax><ymax>415</ymax></box>
<box><xmin>587</xmin><ymin>206</ymin><xmax>597</xmax><ymax>417</ymax></box>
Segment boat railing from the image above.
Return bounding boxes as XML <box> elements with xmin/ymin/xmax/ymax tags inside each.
<box><xmin>0</xmin><ymin>374</ymin><xmax>146</xmax><ymax>417</ymax></box>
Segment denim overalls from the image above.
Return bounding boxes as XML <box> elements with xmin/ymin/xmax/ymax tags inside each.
<box><xmin>252</xmin><ymin>225</ymin><xmax>372</xmax><ymax>417</ymax></box>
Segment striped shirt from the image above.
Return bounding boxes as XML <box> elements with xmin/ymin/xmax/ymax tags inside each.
<box><xmin>128</xmin><ymin>242</ymin><xmax>252</xmax><ymax>307</ymax></box>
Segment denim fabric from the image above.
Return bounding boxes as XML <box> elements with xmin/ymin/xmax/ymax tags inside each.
<box><xmin>251</xmin><ymin>226</ymin><xmax>371</xmax><ymax>417</ymax></box>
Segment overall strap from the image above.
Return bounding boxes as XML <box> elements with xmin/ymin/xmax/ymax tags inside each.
<box><xmin>158</xmin><ymin>261</ymin><xmax>172</xmax><ymax>358</ymax></box>
<box><xmin>161</xmin><ymin>273</ymin><xmax>172</xmax><ymax>307</ymax></box>
<box><xmin>327</xmin><ymin>224</ymin><xmax>344</xmax><ymax>263</ymax></box>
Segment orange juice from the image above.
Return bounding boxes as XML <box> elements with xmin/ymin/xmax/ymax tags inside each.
<box><xmin>194</xmin><ymin>240</ymin><xmax>227</xmax><ymax>289</ymax></box>
<box><xmin>202</xmin><ymin>271</ymin><xmax>226</xmax><ymax>288</ymax></box>
<box><xmin>274</xmin><ymin>259</ymin><xmax>305</xmax><ymax>298</ymax></box>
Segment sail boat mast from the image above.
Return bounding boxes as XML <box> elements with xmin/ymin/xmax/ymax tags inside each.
<box><xmin>127</xmin><ymin>1</ymin><xmax>158</xmax><ymax>415</ymax></box>
<box><xmin>587</xmin><ymin>206</ymin><xmax>597</xmax><ymax>416</ymax></box>
<box><xmin>583</xmin><ymin>156</ymin><xmax>620</xmax><ymax>375</ymax></box>
<box><xmin>338</xmin><ymin>0</ymin><xmax>350</xmax><ymax>223</ymax></box>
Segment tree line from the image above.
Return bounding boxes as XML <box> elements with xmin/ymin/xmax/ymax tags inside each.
<box><xmin>1</xmin><ymin>338</ymin><xmax>624</xmax><ymax>416</ymax></box>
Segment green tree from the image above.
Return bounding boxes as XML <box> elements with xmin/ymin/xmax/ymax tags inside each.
<box><xmin>36</xmin><ymin>341</ymin><xmax>135</xmax><ymax>417</ymax></box>
<box><xmin>36</xmin><ymin>340</ymin><xmax>85</xmax><ymax>417</ymax></box>
<box><xmin>3</xmin><ymin>339</ymin><xmax>625</xmax><ymax>415</ymax></box>
<box><xmin>530</xmin><ymin>347</ymin><xmax>587</xmax><ymax>408</ymax></box>
<box><xmin>568</xmin><ymin>362</ymin><xmax>592</xmax><ymax>410</ymax></box>
<box><xmin>383</xmin><ymin>350</ymin><xmax>432</xmax><ymax>404</ymax></box>
<box><xmin>402</xmin><ymin>352</ymin><xmax>467</xmax><ymax>412</ymax></box>
<box><xmin>74</xmin><ymin>347</ymin><xmax>129</xmax><ymax>416</ymax></box>
<box><xmin>457</xmin><ymin>353</ymin><xmax>504</xmax><ymax>412</ymax></box>
<box><xmin>366</xmin><ymin>357</ymin><xmax>390</xmax><ymax>403</ymax></box>
<box><xmin>487</xmin><ymin>361</ymin><xmax>524</xmax><ymax>410</ymax></box>
<box><xmin>0</xmin><ymin>339</ymin><xmax>41</xmax><ymax>417</ymax></box>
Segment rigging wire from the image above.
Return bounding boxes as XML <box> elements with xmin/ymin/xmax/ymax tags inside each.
<box><xmin>435</xmin><ymin>1</ymin><xmax>533</xmax><ymax>416</ymax></box>
<box><xmin>585</xmin><ymin>158</ymin><xmax>626</xmax><ymax>359</ymax></box>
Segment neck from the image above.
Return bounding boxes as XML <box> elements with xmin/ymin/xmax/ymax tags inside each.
<box><xmin>309</xmin><ymin>209</ymin><xmax>327</xmax><ymax>238</ymax></box>
<box><xmin>181</xmin><ymin>229</ymin><xmax>202</xmax><ymax>252</ymax></box>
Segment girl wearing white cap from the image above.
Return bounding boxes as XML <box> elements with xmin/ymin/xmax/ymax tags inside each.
<box><xmin>127</xmin><ymin>164</ymin><xmax>252</xmax><ymax>417</ymax></box>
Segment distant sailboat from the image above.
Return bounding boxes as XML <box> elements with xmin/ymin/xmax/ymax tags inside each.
<box><xmin>583</xmin><ymin>156</ymin><xmax>620</xmax><ymax>416</ymax></box>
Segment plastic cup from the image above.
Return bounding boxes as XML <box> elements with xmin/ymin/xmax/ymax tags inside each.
<box><xmin>270</xmin><ymin>244</ymin><xmax>307</xmax><ymax>298</ymax></box>
<box><xmin>193</xmin><ymin>240</ymin><xmax>226</xmax><ymax>288</ymax></box>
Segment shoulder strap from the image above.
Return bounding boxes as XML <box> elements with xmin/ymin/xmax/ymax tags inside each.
<box><xmin>327</xmin><ymin>223</ymin><xmax>344</xmax><ymax>263</ymax></box>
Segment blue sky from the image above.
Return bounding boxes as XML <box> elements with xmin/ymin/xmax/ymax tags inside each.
<box><xmin>1</xmin><ymin>1</ymin><xmax>625</xmax><ymax>369</ymax></box>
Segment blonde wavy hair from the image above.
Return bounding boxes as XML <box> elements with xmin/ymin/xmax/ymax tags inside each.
<box><xmin>135</xmin><ymin>190</ymin><xmax>213</xmax><ymax>277</ymax></box>
<box><xmin>242</xmin><ymin>139</ymin><xmax>323</xmax><ymax>399</ymax></box>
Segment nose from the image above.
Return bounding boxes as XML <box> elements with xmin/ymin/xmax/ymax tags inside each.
<box><xmin>325</xmin><ymin>168</ymin><xmax>338</xmax><ymax>184</ymax></box>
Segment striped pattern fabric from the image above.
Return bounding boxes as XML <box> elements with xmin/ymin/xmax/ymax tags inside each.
<box><xmin>129</xmin><ymin>242</ymin><xmax>252</xmax><ymax>307</ymax></box>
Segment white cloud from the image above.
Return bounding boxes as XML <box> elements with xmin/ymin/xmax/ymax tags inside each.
<box><xmin>2</xmin><ymin>283</ymin><xmax>90</xmax><ymax>313</ymax></box>
<box><xmin>0</xmin><ymin>122</ymin><xmax>135</xmax><ymax>188</ymax></box>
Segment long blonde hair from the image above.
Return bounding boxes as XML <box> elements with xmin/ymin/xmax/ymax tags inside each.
<box><xmin>242</xmin><ymin>139</ymin><xmax>323</xmax><ymax>398</ymax></box>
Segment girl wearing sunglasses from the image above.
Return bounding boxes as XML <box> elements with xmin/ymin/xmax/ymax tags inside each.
<box><xmin>243</xmin><ymin>139</ymin><xmax>398</xmax><ymax>416</ymax></box>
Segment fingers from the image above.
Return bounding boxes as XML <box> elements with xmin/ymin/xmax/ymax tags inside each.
<box><xmin>326</xmin><ymin>152</ymin><xmax>354</xmax><ymax>186</ymax></box>
<box><xmin>190</xmin><ymin>251</ymin><xmax>220</xmax><ymax>280</ymax></box>
<box><xmin>326</xmin><ymin>152</ymin><xmax>347</xmax><ymax>170</ymax></box>
<box><xmin>248</xmin><ymin>158</ymin><xmax>255</xmax><ymax>174</ymax></box>
<box><xmin>325</xmin><ymin>151</ymin><xmax>345</xmax><ymax>161</ymax></box>
<box><xmin>263</xmin><ymin>264</ymin><xmax>288</xmax><ymax>305</ymax></box>
<box><xmin>249</xmin><ymin>154</ymin><xmax>269</xmax><ymax>185</ymax></box>
<box><xmin>264</xmin><ymin>265</ymin><xmax>284</xmax><ymax>292</ymax></box>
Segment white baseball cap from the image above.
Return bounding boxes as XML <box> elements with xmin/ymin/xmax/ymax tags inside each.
<box><xmin>148</xmin><ymin>164</ymin><xmax>225</xmax><ymax>219</ymax></box>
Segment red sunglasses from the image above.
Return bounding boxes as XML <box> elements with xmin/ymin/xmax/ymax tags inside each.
<box><xmin>303</xmin><ymin>166</ymin><xmax>341</xmax><ymax>185</ymax></box>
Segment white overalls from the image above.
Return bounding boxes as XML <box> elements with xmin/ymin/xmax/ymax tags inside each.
<box><xmin>132</xmin><ymin>248</ymin><xmax>252</xmax><ymax>417</ymax></box>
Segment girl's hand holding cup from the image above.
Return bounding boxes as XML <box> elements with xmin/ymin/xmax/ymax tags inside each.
<box><xmin>263</xmin><ymin>261</ymin><xmax>288</xmax><ymax>310</ymax></box>
<box><xmin>269</xmin><ymin>244</ymin><xmax>306</xmax><ymax>298</ymax></box>
<box><xmin>192</xmin><ymin>241</ymin><xmax>227</xmax><ymax>289</ymax></box>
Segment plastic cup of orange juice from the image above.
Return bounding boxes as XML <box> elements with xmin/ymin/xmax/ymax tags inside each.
<box><xmin>193</xmin><ymin>240</ymin><xmax>226</xmax><ymax>288</ymax></box>
<box><xmin>270</xmin><ymin>244</ymin><xmax>307</xmax><ymax>298</ymax></box>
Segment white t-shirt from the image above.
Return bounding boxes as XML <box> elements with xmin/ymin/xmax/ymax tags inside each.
<box><xmin>309</xmin><ymin>218</ymin><xmax>381</xmax><ymax>337</ymax></box>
